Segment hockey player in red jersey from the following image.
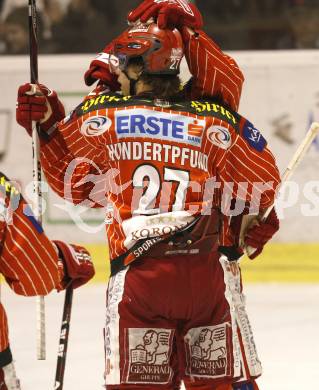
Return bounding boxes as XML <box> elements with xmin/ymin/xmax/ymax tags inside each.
<box><xmin>0</xmin><ymin>172</ymin><xmax>95</xmax><ymax>389</ymax></box>
<box><xmin>16</xmin><ymin>4</ymin><xmax>280</xmax><ymax>390</ymax></box>
<box><xmin>127</xmin><ymin>4</ymin><xmax>275</xmax><ymax>389</ymax></box>
<box><xmin>81</xmin><ymin>1</ymin><xmax>274</xmax><ymax>386</ymax></box>
<box><xmin>15</xmin><ymin>1</ymin><xmax>278</xmax><ymax>389</ymax></box>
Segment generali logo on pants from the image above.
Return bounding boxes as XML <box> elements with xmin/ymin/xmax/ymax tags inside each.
<box><xmin>124</xmin><ymin>328</ymin><xmax>174</xmax><ymax>384</ymax></box>
<box><xmin>185</xmin><ymin>323</ymin><xmax>230</xmax><ymax>378</ymax></box>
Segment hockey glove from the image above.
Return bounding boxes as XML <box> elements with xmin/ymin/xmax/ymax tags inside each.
<box><xmin>244</xmin><ymin>208</ymin><xmax>279</xmax><ymax>260</ymax></box>
<box><xmin>16</xmin><ymin>83</ymin><xmax>65</xmax><ymax>141</ymax></box>
<box><xmin>128</xmin><ymin>0</ymin><xmax>203</xmax><ymax>30</ymax></box>
<box><xmin>84</xmin><ymin>42</ymin><xmax>121</xmax><ymax>89</ymax></box>
<box><xmin>53</xmin><ymin>241</ymin><xmax>95</xmax><ymax>290</ymax></box>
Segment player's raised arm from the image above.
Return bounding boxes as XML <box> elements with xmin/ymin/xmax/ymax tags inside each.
<box><xmin>181</xmin><ymin>27</ymin><xmax>244</xmax><ymax>110</ymax></box>
<box><xmin>127</xmin><ymin>0</ymin><xmax>244</xmax><ymax>110</ymax></box>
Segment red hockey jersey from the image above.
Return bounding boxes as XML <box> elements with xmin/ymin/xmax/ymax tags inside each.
<box><xmin>40</xmin><ymin>95</ymin><xmax>280</xmax><ymax>266</ymax></box>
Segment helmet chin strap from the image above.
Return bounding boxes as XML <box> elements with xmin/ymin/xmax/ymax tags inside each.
<box><xmin>123</xmin><ymin>71</ymin><xmax>138</xmax><ymax>96</ymax></box>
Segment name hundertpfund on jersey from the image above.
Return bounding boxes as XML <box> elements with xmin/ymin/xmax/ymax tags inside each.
<box><xmin>107</xmin><ymin>142</ymin><xmax>208</xmax><ymax>172</ymax></box>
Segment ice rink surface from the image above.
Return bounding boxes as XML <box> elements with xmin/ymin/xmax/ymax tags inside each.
<box><xmin>2</xmin><ymin>283</ymin><xmax>319</xmax><ymax>390</ymax></box>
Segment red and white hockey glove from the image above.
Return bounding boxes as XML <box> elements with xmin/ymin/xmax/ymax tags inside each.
<box><xmin>53</xmin><ymin>241</ymin><xmax>95</xmax><ymax>290</ymax></box>
<box><xmin>244</xmin><ymin>209</ymin><xmax>280</xmax><ymax>260</ymax></box>
<box><xmin>16</xmin><ymin>83</ymin><xmax>65</xmax><ymax>141</ymax></box>
<box><xmin>128</xmin><ymin>0</ymin><xmax>203</xmax><ymax>30</ymax></box>
<box><xmin>84</xmin><ymin>42</ymin><xmax>121</xmax><ymax>89</ymax></box>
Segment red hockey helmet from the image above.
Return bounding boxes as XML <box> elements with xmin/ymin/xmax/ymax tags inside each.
<box><xmin>112</xmin><ymin>23</ymin><xmax>184</xmax><ymax>76</ymax></box>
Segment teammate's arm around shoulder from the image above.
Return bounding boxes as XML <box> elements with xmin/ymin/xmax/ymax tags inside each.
<box><xmin>182</xmin><ymin>27</ymin><xmax>244</xmax><ymax>111</ymax></box>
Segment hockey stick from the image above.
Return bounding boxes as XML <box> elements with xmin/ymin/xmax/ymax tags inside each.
<box><xmin>54</xmin><ymin>286</ymin><xmax>74</xmax><ymax>390</ymax></box>
<box><xmin>245</xmin><ymin>122</ymin><xmax>319</xmax><ymax>257</ymax></box>
<box><xmin>28</xmin><ymin>0</ymin><xmax>46</xmax><ymax>360</ymax></box>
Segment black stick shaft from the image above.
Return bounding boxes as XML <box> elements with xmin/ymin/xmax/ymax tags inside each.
<box><xmin>28</xmin><ymin>0</ymin><xmax>38</xmax><ymax>83</ymax></box>
<box><xmin>54</xmin><ymin>287</ymin><xmax>74</xmax><ymax>390</ymax></box>
<box><xmin>28</xmin><ymin>0</ymin><xmax>43</xmax><ymax>221</ymax></box>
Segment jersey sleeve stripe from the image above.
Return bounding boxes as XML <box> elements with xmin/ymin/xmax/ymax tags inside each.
<box><xmin>2</xmin><ymin>237</ymin><xmax>37</xmax><ymax>295</ymax></box>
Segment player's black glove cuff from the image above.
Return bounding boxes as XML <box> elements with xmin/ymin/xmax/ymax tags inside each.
<box><xmin>219</xmin><ymin>245</ymin><xmax>243</xmax><ymax>261</ymax></box>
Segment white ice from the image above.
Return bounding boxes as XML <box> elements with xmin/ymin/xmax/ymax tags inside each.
<box><xmin>2</xmin><ymin>284</ymin><xmax>319</xmax><ymax>390</ymax></box>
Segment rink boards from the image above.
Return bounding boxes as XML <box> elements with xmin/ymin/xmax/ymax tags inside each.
<box><xmin>85</xmin><ymin>243</ymin><xmax>319</xmax><ymax>283</ymax></box>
